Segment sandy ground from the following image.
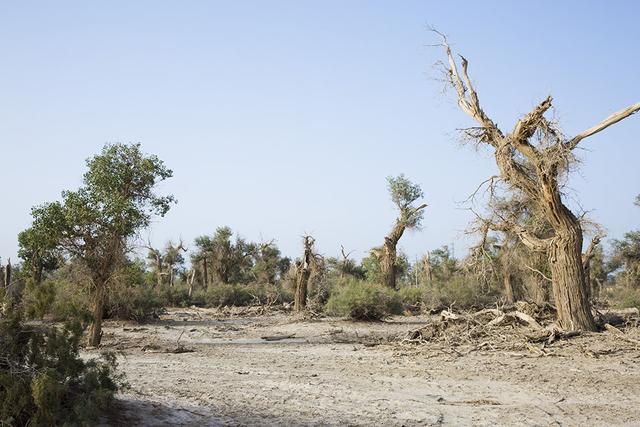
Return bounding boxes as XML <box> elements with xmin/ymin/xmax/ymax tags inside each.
<box><xmin>87</xmin><ymin>307</ymin><xmax>640</xmax><ymax>426</ymax></box>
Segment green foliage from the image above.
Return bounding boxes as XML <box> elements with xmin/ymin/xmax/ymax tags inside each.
<box><xmin>421</xmin><ymin>275</ymin><xmax>500</xmax><ymax>310</ymax></box>
<box><xmin>361</xmin><ymin>251</ymin><xmax>409</xmax><ymax>285</ymax></box>
<box><xmin>107</xmin><ymin>284</ymin><xmax>165</xmax><ymax>322</ymax></box>
<box><xmin>158</xmin><ymin>284</ymin><xmax>192</xmax><ymax>308</ymax></box>
<box><xmin>22</xmin><ymin>143</ymin><xmax>175</xmax><ymax>344</ymax></box>
<box><xmin>387</xmin><ymin>174</ymin><xmax>425</xmax><ymax>228</ymax></box>
<box><xmin>325</xmin><ymin>279</ymin><xmax>402</xmax><ymax>320</ymax></box>
<box><xmin>17</xmin><ymin>227</ymin><xmax>59</xmax><ymax>285</ymax></box>
<box><xmin>610</xmin><ymin>230</ymin><xmax>640</xmax><ymax>287</ymax></box>
<box><xmin>397</xmin><ymin>286</ymin><xmax>425</xmax><ymax>312</ymax></box>
<box><xmin>198</xmin><ymin>283</ymin><xmax>291</xmax><ymax>307</ymax></box>
<box><xmin>0</xmin><ymin>307</ymin><xmax>123</xmax><ymax>426</ymax></box>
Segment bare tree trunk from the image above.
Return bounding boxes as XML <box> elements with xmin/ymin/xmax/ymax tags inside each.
<box><xmin>423</xmin><ymin>252</ymin><xmax>433</xmax><ymax>284</ymax></box>
<box><xmin>88</xmin><ymin>283</ymin><xmax>105</xmax><ymax>347</ymax></box>
<box><xmin>3</xmin><ymin>259</ymin><xmax>11</xmax><ymax>290</ymax></box>
<box><xmin>294</xmin><ymin>236</ymin><xmax>315</xmax><ymax>312</ymax></box>
<box><xmin>202</xmin><ymin>259</ymin><xmax>209</xmax><ymax>288</ymax></box>
<box><xmin>548</xmin><ymin>227</ymin><xmax>596</xmax><ymax>331</ymax></box>
<box><xmin>294</xmin><ymin>262</ymin><xmax>310</xmax><ymax>312</ymax></box>
<box><xmin>381</xmin><ymin>237</ymin><xmax>398</xmax><ymax>289</ymax></box>
<box><xmin>188</xmin><ymin>269</ymin><xmax>196</xmax><ymax>298</ymax></box>
<box><xmin>504</xmin><ymin>273</ymin><xmax>515</xmax><ymax>304</ymax></box>
<box><xmin>526</xmin><ymin>275</ymin><xmax>549</xmax><ymax>305</ymax></box>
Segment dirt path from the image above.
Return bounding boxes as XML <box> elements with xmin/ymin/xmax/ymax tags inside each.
<box><xmin>89</xmin><ymin>307</ymin><xmax>640</xmax><ymax>426</ymax></box>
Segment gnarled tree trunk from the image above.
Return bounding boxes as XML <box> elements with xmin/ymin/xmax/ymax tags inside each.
<box><xmin>437</xmin><ymin>33</ymin><xmax>638</xmax><ymax>330</ymax></box>
<box><xmin>294</xmin><ymin>236</ymin><xmax>315</xmax><ymax>312</ymax></box>
<box><xmin>381</xmin><ymin>233</ymin><xmax>401</xmax><ymax>289</ymax></box>
<box><xmin>88</xmin><ymin>282</ymin><xmax>105</xmax><ymax>347</ymax></box>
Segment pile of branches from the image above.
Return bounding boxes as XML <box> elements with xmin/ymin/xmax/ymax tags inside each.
<box><xmin>401</xmin><ymin>302</ymin><xmax>578</xmax><ymax>352</ymax></box>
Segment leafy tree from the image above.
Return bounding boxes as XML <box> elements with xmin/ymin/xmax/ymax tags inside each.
<box><xmin>250</xmin><ymin>242</ymin><xmax>290</xmax><ymax>284</ymax></box>
<box><xmin>609</xmin><ymin>195</ymin><xmax>640</xmax><ymax>288</ymax></box>
<box><xmin>376</xmin><ymin>175</ymin><xmax>426</xmax><ymax>289</ymax></box>
<box><xmin>17</xmin><ymin>226</ymin><xmax>60</xmax><ymax>286</ymax></box>
<box><xmin>23</xmin><ymin>143</ymin><xmax>174</xmax><ymax>346</ymax></box>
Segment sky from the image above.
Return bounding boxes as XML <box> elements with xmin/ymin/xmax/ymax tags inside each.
<box><xmin>1</xmin><ymin>1</ymin><xmax>639</xmax><ymax>264</ymax></box>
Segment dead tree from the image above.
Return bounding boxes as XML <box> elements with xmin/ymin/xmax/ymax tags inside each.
<box><xmin>380</xmin><ymin>175</ymin><xmax>427</xmax><ymax>289</ymax></box>
<box><xmin>582</xmin><ymin>232</ymin><xmax>604</xmax><ymax>301</ymax></box>
<box><xmin>187</xmin><ymin>269</ymin><xmax>197</xmax><ymax>298</ymax></box>
<box><xmin>3</xmin><ymin>259</ymin><xmax>10</xmax><ymax>290</ymax></box>
<box><xmin>437</xmin><ymin>32</ymin><xmax>640</xmax><ymax>330</ymax></box>
<box><xmin>294</xmin><ymin>236</ymin><xmax>315</xmax><ymax>312</ymax></box>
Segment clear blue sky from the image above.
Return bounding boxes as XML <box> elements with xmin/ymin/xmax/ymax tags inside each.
<box><xmin>1</xmin><ymin>1</ymin><xmax>639</xmax><ymax>263</ymax></box>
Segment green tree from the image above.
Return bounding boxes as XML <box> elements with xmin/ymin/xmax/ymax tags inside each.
<box><xmin>18</xmin><ymin>224</ymin><xmax>60</xmax><ymax>286</ymax></box>
<box><xmin>377</xmin><ymin>175</ymin><xmax>427</xmax><ymax>289</ymax></box>
<box><xmin>24</xmin><ymin>143</ymin><xmax>174</xmax><ymax>346</ymax></box>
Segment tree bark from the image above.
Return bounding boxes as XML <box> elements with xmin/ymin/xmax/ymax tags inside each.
<box><xmin>548</xmin><ymin>225</ymin><xmax>596</xmax><ymax>331</ymax></box>
<box><xmin>294</xmin><ymin>236</ymin><xmax>314</xmax><ymax>312</ymax></box>
<box><xmin>525</xmin><ymin>275</ymin><xmax>549</xmax><ymax>305</ymax></box>
<box><xmin>381</xmin><ymin>236</ymin><xmax>399</xmax><ymax>289</ymax></box>
<box><xmin>3</xmin><ymin>260</ymin><xmax>11</xmax><ymax>290</ymax></box>
<box><xmin>504</xmin><ymin>273</ymin><xmax>515</xmax><ymax>304</ymax></box>
<box><xmin>294</xmin><ymin>263</ymin><xmax>310</xmax><ymax>312</ymax></box>
<box><xmin>88</xmin><ymin>283</ymin><xmax>105</xmax><ymax>347</ymax></box>
<box><xmin>188</xmin><ymin>269</ymin><xmax>196</xmax><ymax>298</ymax></box>
<box><xmin>202</xmin><ymin>259</ymin><xmax>209</xmax><ymax>287</ymax></box>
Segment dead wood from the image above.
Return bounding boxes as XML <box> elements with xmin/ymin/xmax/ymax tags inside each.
<box><xmin>260</xmin><ymin>334</ymin><xmax>296</xmax><ymax>341</ymax></box>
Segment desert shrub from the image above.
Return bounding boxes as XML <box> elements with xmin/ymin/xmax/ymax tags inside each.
<box><xmin>22</xmin><ymin>277</ymin><xmax>92</xmax><ymax>323</ymax></box>
<box><xmin>157</xmin><ymin>284</ymin><xmax>192</xmax><ymax>308</ymax></box>
<box><xmin>203</xmin><ymin>284</ymin><xmax>253</xmax><ymax>307</ymax></box>
<box><xmin>199</xmin><ymin>283</ymin><xmax>292</xmax><ymax>307</ymax></box>
<box><xmin>421</xmin><ymin>276</ymin><xmax>500</xmax><ymax>310</ymax></box>
<box><xmin>325</xmin><ymin>279</ymin><xmax>402</xmax><ymax>320</ymax></box>
<box><xmin>106</xmin><ymin>284</ymin><xmax>165</xmax><ymax>322</ymax></box>
<box><xmin>604</xmin><ymin>287</ymin><xmax>640</xmax><ymax>310</ymax></box>
<box><xmin>0</xmin><ymin>307</ymin><xmax>124</xmax><ymax>425</ymax></box>
<box><xmin>22</xmin><ymin>279</ymin><xmax>57</xmax><ymax>319</ymax></box>
<box><xmin>398</xmin><ymin>286</ymin><xmax>426</xmax><ymax>313</ymax></box>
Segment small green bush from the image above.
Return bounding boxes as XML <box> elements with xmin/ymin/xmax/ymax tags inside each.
<box><xmin>0</xmin><ymin>307</ymin><xmax>124</xmax><ymax>425</ymax></box>
<box><xmin>325</xmin><ymin>279</ymin><xmax>402</xmax><ymax>320</ymax></box>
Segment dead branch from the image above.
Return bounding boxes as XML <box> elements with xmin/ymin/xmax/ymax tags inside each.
<box><xmin>566</xmin><ymin>102</ymin><xmax>640</xmax><ymax>149</ymax></box>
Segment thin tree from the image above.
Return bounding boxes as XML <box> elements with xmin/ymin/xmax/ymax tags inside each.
<box><xmin>436</xmin><ymin>32</ymin><xmax>639</xmax><ymax>330</ymax></box>
<box><xmin>294</xmin><ymin>235</ymin><xmax>320</xmax><ymax>312</ymax></box>
<box><xmin>379</xmin><ymin>175</ymin><xmax>427</xmax><ymax>289</ymax></box>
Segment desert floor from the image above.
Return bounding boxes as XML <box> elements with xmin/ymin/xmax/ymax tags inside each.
<box><xmin>88</xmin><ymin>307</ymin><xmax>640</xmax><ymax>426</ymax></box>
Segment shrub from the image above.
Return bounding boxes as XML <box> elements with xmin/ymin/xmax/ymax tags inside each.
<box><xmin>157</xmin><ymin>284</ymin><xmax>192</xmax><ymax>308</ymax></box>
<box><xmin>0</xmin><ymin>307</ymin><xmax>124</xmax><ymax>425</ymax></box>
<box><xmin>200</xmin><ymin>283</ymin><xmax>292</xmax><ymax>307</ymax></box>
<box><xmin>604</xmin><ymin>287</ymin><xmax>640</xmax><ymax>310</ymax></box>
<box><xmin>398</xmin><ymin>286</ymin><xmax>425</xmax><ymax>313</ymax></box>
<box><xmin>325</xmin><ymin>279</ymin><xmax>402</xmax><ymax>320</ymax></box>
<box><xmin>203</xmin><ymin>284</ymin><xmax>254</xmax><ymax>307</ymax></box>
<box><xmin>420</xmin><ymin>276</ymin><xmax>500</xmax><ymax>311</ymax></box>
<box><xmin>106</xmin><ymin>284</ymin><xmax>166</xmax><ymax>322</ymax></box>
